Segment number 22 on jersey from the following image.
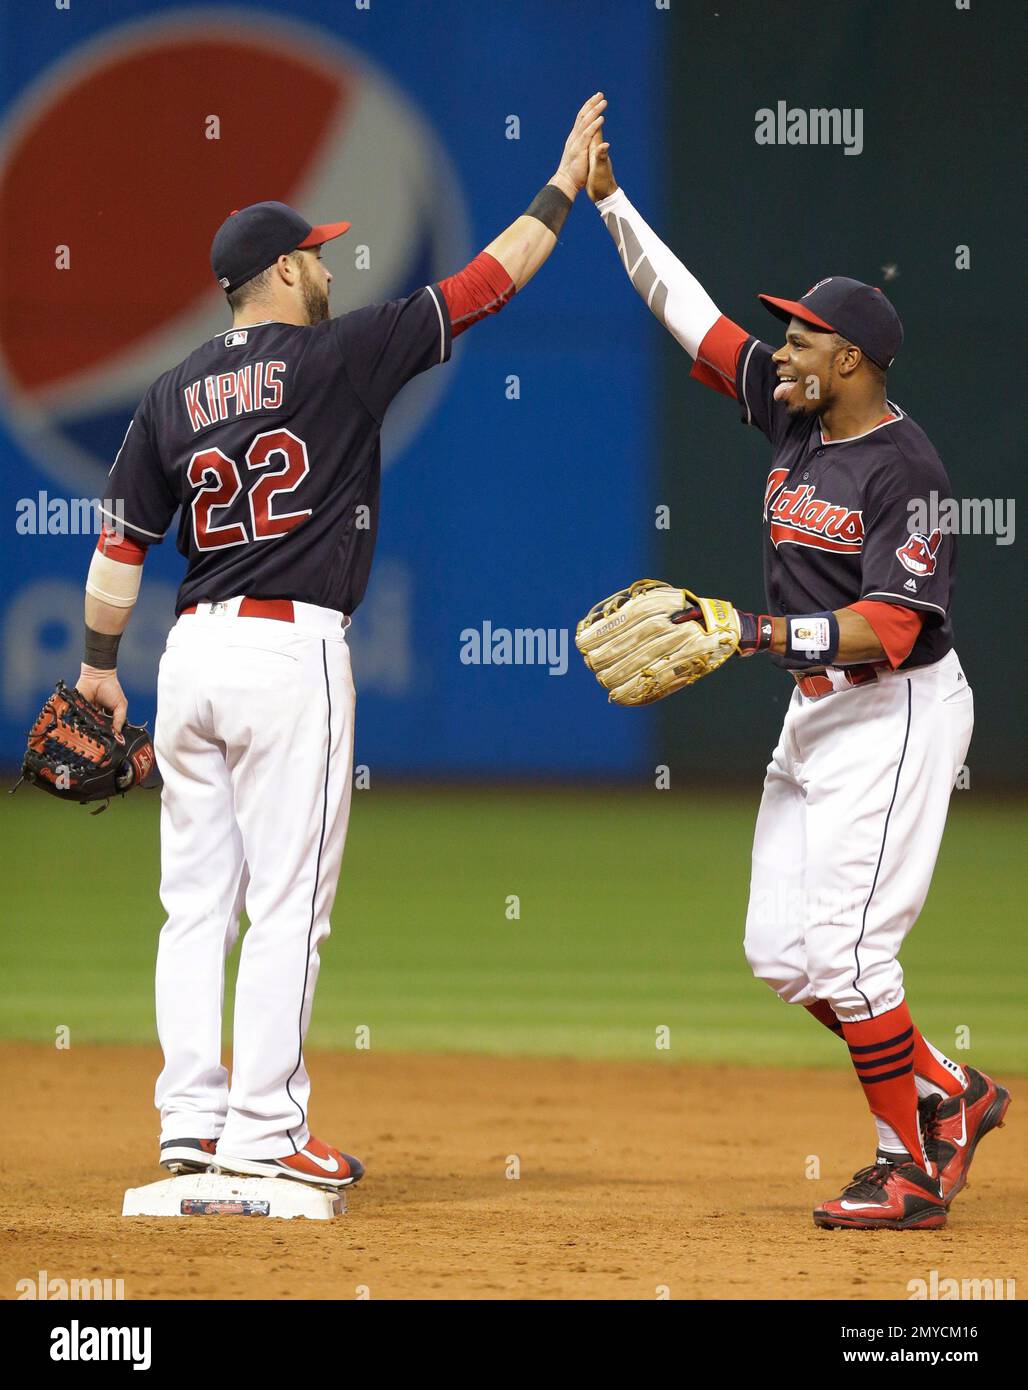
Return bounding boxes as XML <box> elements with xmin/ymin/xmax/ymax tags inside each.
<box><xmin>188</xmin><ymin>428</ymin><xmax>311</xmax><ymax>550</ymax></box>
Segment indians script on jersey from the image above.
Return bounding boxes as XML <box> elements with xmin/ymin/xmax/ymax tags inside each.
<box><xmin>763</xmin><ymin>467</ymin><xmax>864</xmax><ymax>553</ymax></box>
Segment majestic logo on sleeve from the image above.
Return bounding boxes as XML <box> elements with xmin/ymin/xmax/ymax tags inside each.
<box><xmin>896</xmin><ymin>528</ymin><xmax>942</xmax><ymax>576</ymax></box>
<box><xmin>763</xmin><ymin>468</ymin><xmax>864</xmax><ymax>553</ymax></box>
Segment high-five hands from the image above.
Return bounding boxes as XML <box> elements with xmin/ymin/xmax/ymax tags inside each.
<box><xmin>484</xmin><ymin>92</ymin><xmax>606</xmax><ymax>290</ymax></box>
<box><xmin>552</xmin><ymin>92</ymin><xmax>607</xmax><ymax>200</ymax></box>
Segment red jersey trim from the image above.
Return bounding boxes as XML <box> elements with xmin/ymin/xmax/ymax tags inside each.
<box><xmin>438</xmin><ymin>252</ymin><xmax>516</xmax><ymax>338</ymax></box>
<box><xmin>96</xmin><ymin>526</ymin><xmax>147</xmax><ymax>565</ymax></box>
<box><xmin>689</xmin><ymin>315</ymin><xmax>749</xmax><ymax>400</ymax></box>
<box><xmin>818</xmin><ymin>405</ymin><xmax>905</xmax><ymax>445</ymax></box>
<box><xmin>849</xmin><ymin>600</ymin><xmax>924</xmax><ymax>669</ymax></box>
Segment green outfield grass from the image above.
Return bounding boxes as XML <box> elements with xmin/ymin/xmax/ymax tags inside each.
<box><xmin>1</xmin><ymin>785</ymin><xmax>1024</xmax><ymax>1070</ymax></box>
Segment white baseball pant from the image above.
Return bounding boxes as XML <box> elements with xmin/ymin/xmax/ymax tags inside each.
<box><xmin>743</xmin><ymin>648</ymin><xmax>973</xmax><ymax>1021</ymax></box>
<box><xmin>152</xmin><ymin>597</ymin><xmax>355</xmax><ymax>1157</ymax></box>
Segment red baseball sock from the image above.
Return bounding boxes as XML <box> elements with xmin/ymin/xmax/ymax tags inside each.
<box><xmin>805</xmin><ymin>1000</ymin><xmax>843</xmax><ymax>1035</ymax></box>
<box><xmin>841</xmin><ymin>1001</ymin><xmax>925</xmax><ymax>1168</ymax></box>
<box><xmin>806</xmin><ymin>1000</ymin><xmax>964</xmax><ymax>1098</ymax></box>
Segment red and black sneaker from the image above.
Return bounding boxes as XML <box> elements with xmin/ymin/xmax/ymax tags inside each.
<box><xmin>213</xmin><ymin>1136</ymin><xmax>364</xmax><ymax>1190</ymax></box>
<box><xmin>919</xmin><ymin>1067</ymin><xmax>1011</xmax><ymax>1205</ymax></box>
<box><xmin>813</xmin><ymin>1158</ymin><xmax>947</xmax><ymax>1230</ymax></box>
<box><xmin>159</xmin><ymin>1137</ymin><xmax>218</xmax><ymax>1174</ymax></box>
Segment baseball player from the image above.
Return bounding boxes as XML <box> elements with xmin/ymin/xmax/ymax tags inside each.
<box><xmin>75</xmin><ymin>94</ymin><xmax>607</xmax><ymax>1189</ymax></box>
<box><xmin>580</xmin><ymin>131</ymin><xmax>1009</xmax><ymax>1229</ymax></box>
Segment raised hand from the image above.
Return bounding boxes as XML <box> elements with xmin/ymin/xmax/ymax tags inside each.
<box><xmin>587</xmin><ymin>131</ymin><xmax>617</xmax><ymax>203</ymax></box>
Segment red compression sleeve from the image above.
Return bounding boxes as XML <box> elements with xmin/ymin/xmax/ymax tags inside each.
<box><xmin>849</xmin><ymin>601</ymin><xmax>924</xmax><ymax>669</ymax></box>
<box><xmin>438</xmin><ymin>251</ymin><xmax>516</xmax><ymax>338</ymax></box>
<box><xmin>96</xmin><ymin>526</ymin><xmax>147</xmax><ymax>564</ymax></box>
<box><xmin>689</xmin><ymin>315</ymin><xmax>749</xmax><ymax>400</ymax></box>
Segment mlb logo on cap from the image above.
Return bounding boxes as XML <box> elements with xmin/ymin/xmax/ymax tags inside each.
<box><xmin>758</xmin><ymin>275</ymin><xmax>903</xmax><ymax>369</ymax></box>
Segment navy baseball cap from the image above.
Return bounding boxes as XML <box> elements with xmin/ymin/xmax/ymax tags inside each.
<box><xmin>758</xmin><ymin>276</ymin><xmax>903</xmax><ymax>370</ymax></box>
<box><xmin>211</xmin><ymin>201</ymin><xmax>351</xmax><ymax>294</ymax></box>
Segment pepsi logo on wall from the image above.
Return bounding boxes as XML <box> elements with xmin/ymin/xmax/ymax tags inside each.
<box><xmin>0</xmin><ymin>12</ymin><xmax>470</xmax><ymax>496</ymax></box>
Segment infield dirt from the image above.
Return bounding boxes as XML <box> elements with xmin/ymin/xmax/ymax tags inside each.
<box><xmin>2</xmin><ymin>1043</ymin><xmax>1024</xmax><ymax>1301</ymax></box>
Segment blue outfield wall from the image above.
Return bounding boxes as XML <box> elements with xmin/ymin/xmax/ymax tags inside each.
<box><xmin>0</xmin><ymin>0</ymin><xmax>661</xmax><ymax>775</ymax></box>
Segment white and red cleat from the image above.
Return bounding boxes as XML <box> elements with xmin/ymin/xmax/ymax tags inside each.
<box><xmin>213</xmin><ymin>1135</ymin><xmax>364</xmax><ymax>1189</ymax></box>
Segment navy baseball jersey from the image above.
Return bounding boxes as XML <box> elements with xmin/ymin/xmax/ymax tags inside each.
<box><xmin>102</xmin><ymin>285</ymin><xmax>452</xmax><ymax>616</ymax></box>
<box><xmin>734</xmin><ymin>337</ymin><xmax>955</xmax><ymax>670</ymax></box>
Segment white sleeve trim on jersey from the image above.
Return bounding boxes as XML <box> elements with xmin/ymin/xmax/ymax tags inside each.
<box><xmin>108</xmin><ymin>418</ymin><xmax>134</xmax><ymax>478</ymax></box>
<box><xmin>738</xmin><ymin>338</ymin><xmax>761</xmax><ymax>427</ymax></box>
<box><xmin>424</xmin><ymin>284</ymin><xmax>447</xmax><ymax>363</ymax></box>
<box><xmin>96</xmin><ymin>503</ymin><xmax>164</xmax><ymax>540</ymax></box>
<box><xmin>861</xmin><ymin>591</ymin><xmax>948</xmax><ymax>617</ymax></box>
<box><xmin>594</xmin><ymin>186</ymin><xmax>722</xmax><ymax>358</ymax></box>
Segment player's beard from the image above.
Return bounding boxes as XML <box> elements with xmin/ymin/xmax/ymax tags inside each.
<box><xmin>300</xmin><ymin>260</ymin><xmax>330</xmax><ymax>325</ymax></box>
<box><xmin>788</xmin><ymin>369</ymin><xmax>830</xmax><ymax>417</ymax></box>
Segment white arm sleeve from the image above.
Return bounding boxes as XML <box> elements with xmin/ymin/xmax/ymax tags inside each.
<box><xmin>595</xmin><ymin>187</ymin><xmax>722</xmax><ymax>359</ymax></box>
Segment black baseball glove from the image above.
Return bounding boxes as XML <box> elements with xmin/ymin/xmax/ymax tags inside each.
<box><xmin>15</xmin><ymin>680</ymin><xmax>159</xmax><ymax>812</ymax></box>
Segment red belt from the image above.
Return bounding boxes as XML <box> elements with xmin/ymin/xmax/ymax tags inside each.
<box><xmin>793</xmin><ymin>666</ymin><xmax>879</xmax><ymax>700</ymax></box>
<box><xmin>180</xmin><ymin>598</ymin><xmax>295</xmax><ymax>622</ymax></box>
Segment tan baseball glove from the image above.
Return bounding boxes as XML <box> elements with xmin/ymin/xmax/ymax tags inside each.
<box><xmin>575</xmin><ymin>578</ymin><xmax>744</xmax><ymax>706</ymax></box>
